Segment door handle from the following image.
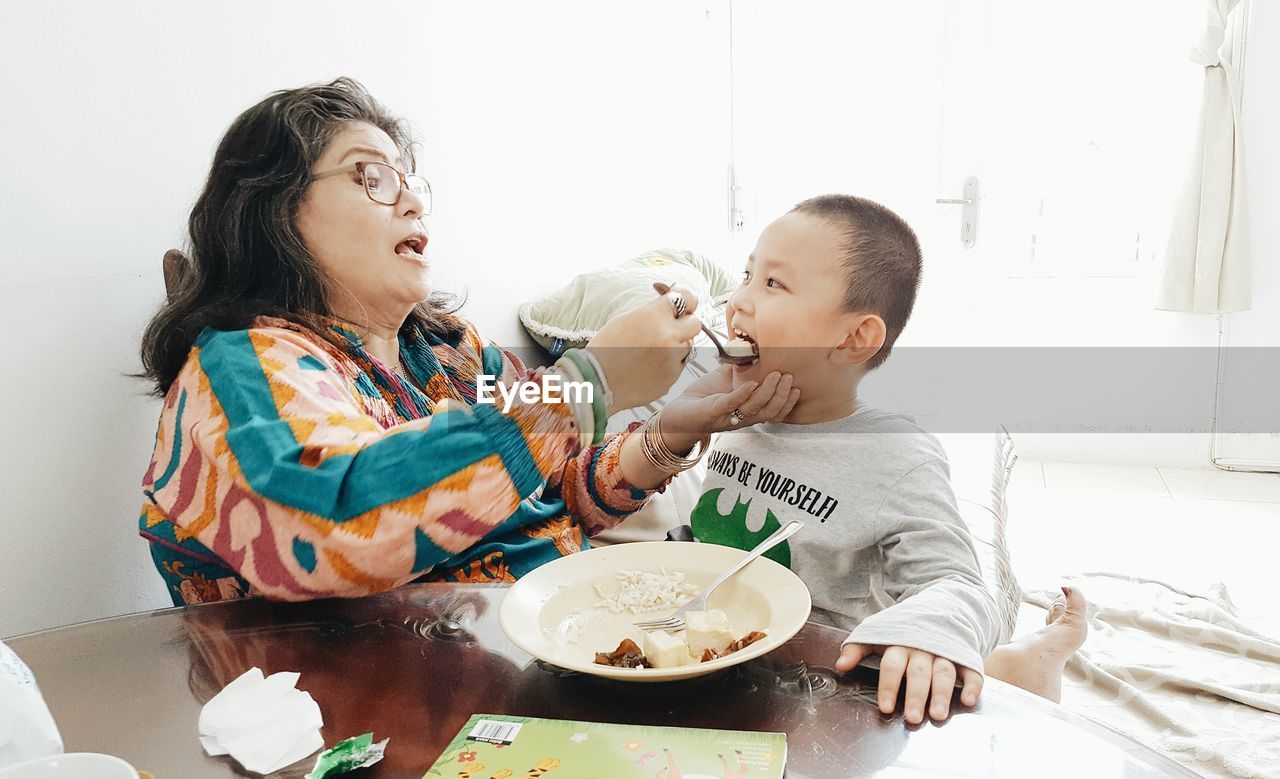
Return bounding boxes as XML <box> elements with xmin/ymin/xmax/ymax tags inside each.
<box><xmin>937</xmin><ymin>176</ymin><xmax>980</xmax><ymax>249</ymax></box>
<box><xmin>727</xmin><ymin>165</ymin><xmax>744</xmax><ymax>232</ymax></box>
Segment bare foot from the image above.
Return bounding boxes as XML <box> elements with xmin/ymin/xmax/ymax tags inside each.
<box><xmin>984</xmin><ymin>586</ymin><xmax>1088</xmax><ymax>702</ymax></box>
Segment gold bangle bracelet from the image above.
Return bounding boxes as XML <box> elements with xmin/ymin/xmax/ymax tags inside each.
<box><xmin>640</xmin><ymin>411</ymin><xmax>710</xmax><ymax>473</ymax></box>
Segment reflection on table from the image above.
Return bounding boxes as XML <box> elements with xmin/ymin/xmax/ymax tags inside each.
<box><xmin>9</xmin><ymin>584</ymin><xmax>1198</xmax><ymax>777</ymax></box>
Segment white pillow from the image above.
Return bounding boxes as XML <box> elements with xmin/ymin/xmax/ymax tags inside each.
<box><xmin>518</xmin><ymin>249</ymin><xmax>736</xmax><ymax>355</ymax></box>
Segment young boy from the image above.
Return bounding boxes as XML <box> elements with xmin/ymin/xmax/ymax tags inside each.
<box><xmin>683</xmin><ymin>195</ymin><xmax>1086</xmax><ymax>723</ymax></box>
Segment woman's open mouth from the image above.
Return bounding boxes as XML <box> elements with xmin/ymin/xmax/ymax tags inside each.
<box><xmin>395</xmin><ymin>232</ymin><xmax>428</xmax><ymax>261</ymax></box>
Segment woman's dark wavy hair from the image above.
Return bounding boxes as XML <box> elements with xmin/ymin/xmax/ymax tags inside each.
<box><xmin>140</xmin><ymin>77</ymin><xmax>465</xmax><ymax>396</ymax></box>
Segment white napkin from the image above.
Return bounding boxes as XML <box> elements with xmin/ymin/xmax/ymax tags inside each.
<box><xmin>198</xmin><ymin>667</ymin><xmax>324</xmax><ymax>775</ymax></box>
<box><xmin>0</xmin><ymin>640</ymin><xmax>64</xmax><ymax>770</ymax></box>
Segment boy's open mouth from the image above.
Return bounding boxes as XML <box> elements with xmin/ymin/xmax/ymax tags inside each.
<box><xmin>724</xmin><ymin>326</ymin><xmax>759</xmax><ymax>360</ymax></box>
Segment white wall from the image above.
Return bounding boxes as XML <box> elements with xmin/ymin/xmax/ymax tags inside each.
<box><xmin>1214</xmin><ymin>0</ymin><xmax>1280</xmax><ymax>465</ymax></box>
<box><xmin>1231</xmin><ymin>1</ymin><xmax>1280</xmax><ymax>349</ymax></box>
<box><xmin>0</xmin><ymin>0</ymin><xmax>730</xmax><ymax>637</ymax></box>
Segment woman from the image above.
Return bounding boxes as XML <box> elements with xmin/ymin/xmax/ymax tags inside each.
<box><xmin>138</xmin><ymin>78</ymin><xmax>798</xmax><ymax>606</ymax></box>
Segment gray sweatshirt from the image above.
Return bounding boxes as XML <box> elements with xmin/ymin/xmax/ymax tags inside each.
<box><xmin>688</xmin><ymin>405</ymin><xmax>1001</xmax><ymax>672</ymax></box>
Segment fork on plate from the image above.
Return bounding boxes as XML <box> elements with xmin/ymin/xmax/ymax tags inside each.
<box><xmin>633</xmin><ymin>520</ymin><xmax>804</xmax><ymax>632</ymax></box>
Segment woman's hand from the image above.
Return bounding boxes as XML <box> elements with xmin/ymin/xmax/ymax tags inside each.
<box><xmin>586</xmin><ymin>285</ymin><xmax>703</xmax><ymax>414</ymax></box>
<box><xmin>656</xmin><ymin>365</ymin><xmax>801</xmax><ymax>454</ymax></box>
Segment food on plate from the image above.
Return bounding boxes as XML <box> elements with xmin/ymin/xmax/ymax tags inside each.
<box><xmin>594</xmin><ymin>638</ymin><xmax>646</xmax><ymax>668</ymax></box>
<box><xmin>592</xmin><ymin>609</ymin><xmax>768</xmax><ymax>669</ymax></box>
<box><xmin>685</xmin><ymin>609</ymin><xmax>738</xmax><ymax>659</ymax></box>
<box><xmin>593</xmin><ymin>569</ymin><xmax>699</xmax><ymax>614</ymax></box>
<box><xmin>698</xmin><ymin>630</ymin><xmax>767</xmax><ymax>662</ymax></box>
<box><xmin>642</xmin><ymin>629</ymin><xmax>692</xmax><ymax>668</ymax></box>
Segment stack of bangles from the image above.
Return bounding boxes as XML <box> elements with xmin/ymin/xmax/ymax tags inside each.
<box><xmin>639</xmin><ymin>409</ymin><xmax>711</xmax><ymax>474</ymax></box>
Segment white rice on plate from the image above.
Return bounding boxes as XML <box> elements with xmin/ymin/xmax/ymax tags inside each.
<box><xmin>593</xmin><ymin>568</ymin><xmax>699</xmax><ymax>614</ymax></box>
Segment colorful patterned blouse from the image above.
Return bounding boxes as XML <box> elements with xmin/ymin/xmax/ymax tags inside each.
<box><xmin>139</xmin><ymin>316</ymin><xmax>656</xmax><ymax>606</ymax></box>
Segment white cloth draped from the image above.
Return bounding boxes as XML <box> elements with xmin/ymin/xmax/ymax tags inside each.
<box><xmin>1157</xmin><ymin>0</ymin><xmax>1251</xmax><ymax>314</ymax></box>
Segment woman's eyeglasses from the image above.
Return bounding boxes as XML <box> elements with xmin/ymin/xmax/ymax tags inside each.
<box><xmin>311</xmin><ymin>161</ymin><xmax>432</xmax><ymax>214</ymax></box>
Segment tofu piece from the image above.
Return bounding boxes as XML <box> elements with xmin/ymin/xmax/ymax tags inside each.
<box><xmin>724</xmin><ymin>337</ymin><xmax>758</xmax><ymax>358</ymax></box>
<box><xmin>684</xmin><ymin>609</ymin><xmax>736</xmax><ymax>659</ymax></box>
<box><xmin>642</xmin><ymin>629</ymin><xmax>692</xmax><ymax>668</ymax></box>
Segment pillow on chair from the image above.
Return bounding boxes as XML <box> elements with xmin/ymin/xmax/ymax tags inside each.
<box><xmin>518</xmin><ymin>248</ymin><xmax>736</xmax><ymax>356</ymax></box>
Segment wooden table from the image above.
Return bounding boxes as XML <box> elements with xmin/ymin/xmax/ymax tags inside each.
<box><xmin>8</xmin><ymin>584</ymin><xmax>1199</xmax><ymax>777</ymax></box>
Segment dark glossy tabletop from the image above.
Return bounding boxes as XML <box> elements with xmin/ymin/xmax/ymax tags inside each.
<box><xmin>8</xmin><ymin>584</ymin><xmax>1197</xmax><ymax>778</ymax></box>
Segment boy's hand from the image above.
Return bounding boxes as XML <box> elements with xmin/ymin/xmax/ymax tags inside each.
<box><xmin>836</xmin><ymin>643</ymin><xmax>983</xmax><ymax>724</ymax></box>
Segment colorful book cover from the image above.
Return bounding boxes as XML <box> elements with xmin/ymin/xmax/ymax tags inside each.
<box><xmin>423</xmin><ymin>713</ymin><xmax>786</xmax><ymax>778</ymax></box>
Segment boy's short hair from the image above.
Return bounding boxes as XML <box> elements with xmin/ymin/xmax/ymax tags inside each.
<box><xmin>792</xmin><ymin>194</ymin><xmax>922</xmax><ymax>369</ymax></box>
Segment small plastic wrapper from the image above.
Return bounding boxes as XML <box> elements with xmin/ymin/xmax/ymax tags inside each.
<box><xmin>305</xmin><ymin>733</ymin><xmax>387</xmax><ymax>779</ymax></box>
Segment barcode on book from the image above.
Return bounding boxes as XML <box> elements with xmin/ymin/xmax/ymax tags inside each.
<box><xmin>466</xmin><ymin>719</ymin><xmax>523</xmax><ymax>745</ymax></box>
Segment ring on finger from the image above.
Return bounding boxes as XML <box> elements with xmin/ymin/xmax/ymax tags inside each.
<box><xmin>729</xmin><ymin>408</ymin><xmax>747</xmax><ymax>425</ymax></box>
<box><xmin>666</xmin><ymin>291</ymin><xmax>687</xmax><ymax>319</ymax></box>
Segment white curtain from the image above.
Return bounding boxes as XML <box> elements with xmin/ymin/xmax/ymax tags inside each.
<box><xmin>1156</xmin><ymin>0</ymin><xmax>1250</xmax><ymax>313</ymax></box>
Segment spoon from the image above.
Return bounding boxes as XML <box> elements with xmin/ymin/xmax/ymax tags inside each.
<box><xmin>652</xmin><ymin>282</ymin><xmax>758</xmax><ymax>366</ymax></box>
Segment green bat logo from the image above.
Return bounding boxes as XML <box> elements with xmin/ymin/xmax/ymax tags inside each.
<box><xmin>689</xmin><ymin>488</ymin><xmax>791</xmax><ymax>568</ymax></box>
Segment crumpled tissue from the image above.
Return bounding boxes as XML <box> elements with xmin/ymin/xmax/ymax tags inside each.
<box><xmin>0</xmin><ymin>640</ymin><xmax>64</xmax><ymax>770</ymax></box>
<box><xmin>198</xmin><ymin>667</ymin><xmax>324</xmax><ymax>775</ymax></box>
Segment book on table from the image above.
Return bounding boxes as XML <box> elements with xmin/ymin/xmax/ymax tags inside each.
<box><xmin>423</xmin><ymin>713</ymin><xmax>786</xmax><ymax>778</ymax></box>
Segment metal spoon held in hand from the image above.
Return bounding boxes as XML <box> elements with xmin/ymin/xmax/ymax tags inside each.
<box><xmin>651</xmin><ymin>281</ymin><xmax>758</xmax><ymax>366</ymax></box>
<box><xmin>634</xmin><ymin>520</ymin><xmax>804</xmax><ymax>631</ymax></box>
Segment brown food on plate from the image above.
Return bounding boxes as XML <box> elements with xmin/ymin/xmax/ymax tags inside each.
<box><xmin>730</xmin><ymin>630</ymin><xmax>768</xmax><ymax>651</ymax></box>
<box><xmin>595</xmin><ymin>629</ymin><xmax>769</xmax><ymax>667</ymax></box>
<box><xmin>594</xmin><ymin>638</ymin><xmax>647</xmax><ymax>668</ymax></box>
<box><xmin>698</xmin><ymin>630</ymin><xmax>769</xmax><ymax>663</ymax></box>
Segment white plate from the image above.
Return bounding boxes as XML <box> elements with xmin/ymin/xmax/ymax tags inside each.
<box><xmin>0</xmin><ymin>754</ymin><xmax>138</xmax><ymax>779</ymax></box>
<box><xmin>499</xmin><ymin>541</ymin><xmax>811</xmax><ymax>682</ymax></box>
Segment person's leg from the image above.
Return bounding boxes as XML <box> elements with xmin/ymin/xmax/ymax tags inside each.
<box><xmin>982</xmin><ymin>586</ymin><xmax>1088</xmax><ymax>702</ymax></box>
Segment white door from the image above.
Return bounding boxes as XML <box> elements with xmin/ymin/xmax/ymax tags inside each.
<box><xmin>726</xmin><ymin>0</ymin><xmax>992</xmax><ymax>349</ymax></box>
<box><xmin>725</xmin><ymin>0</ymin><xmax>996</xmax><ymax>435</ymax></box>
<box><xmin>727</xmin><ymin>1</ymin><xmax>1220</xmax><ymax>452</ymax></box>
